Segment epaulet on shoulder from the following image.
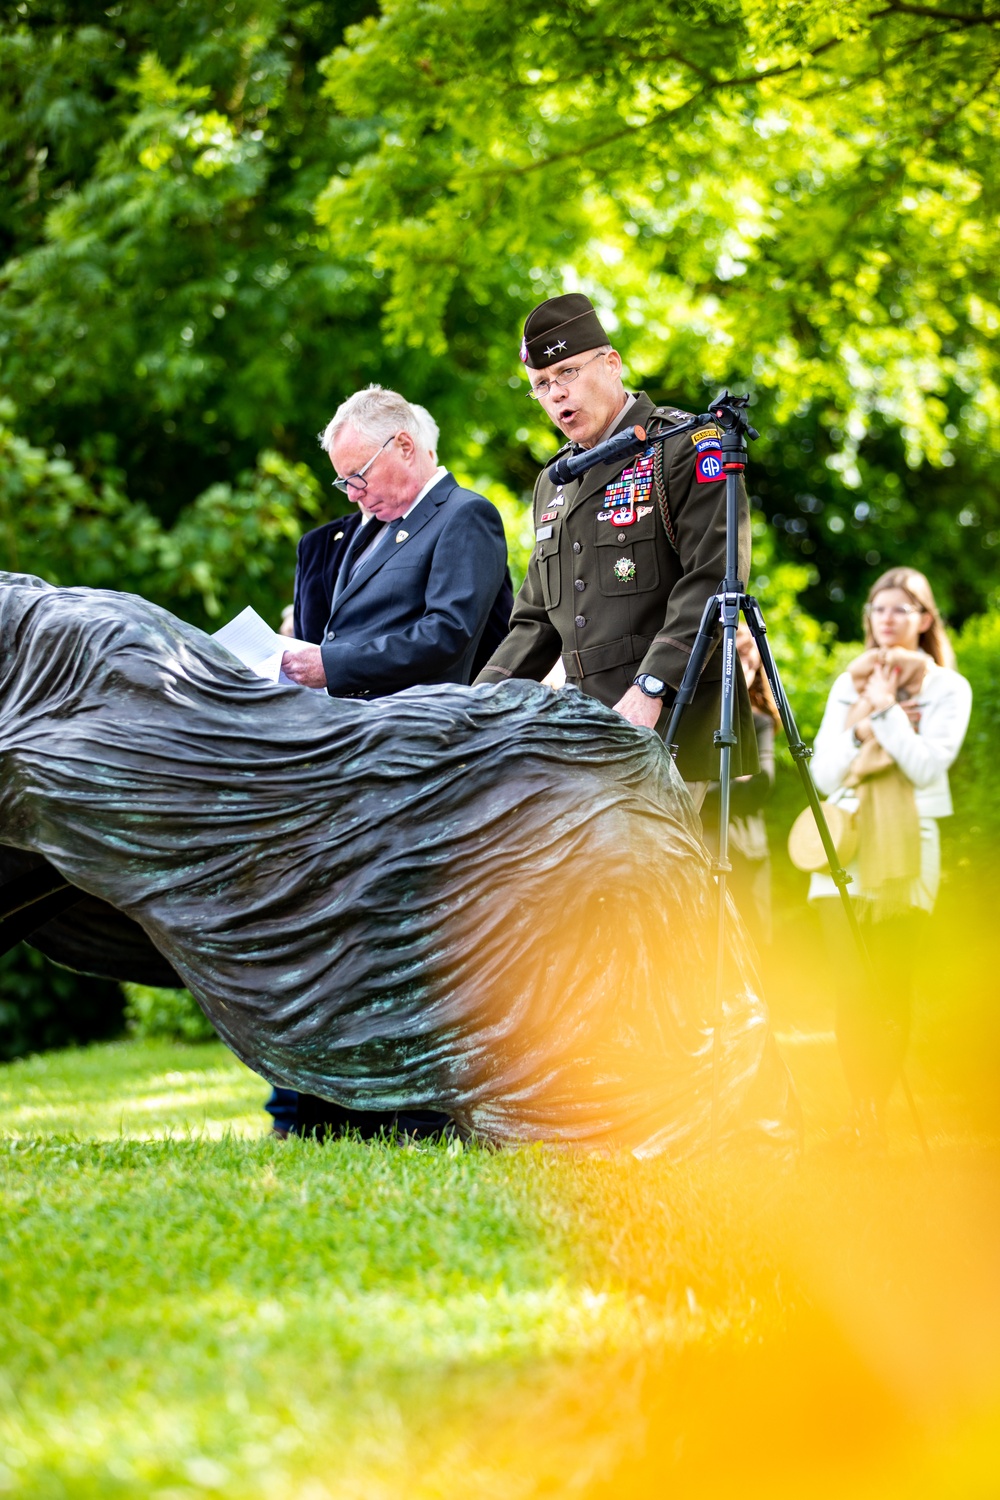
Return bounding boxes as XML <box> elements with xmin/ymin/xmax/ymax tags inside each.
<box><xmin>650</xmin><ymin>405</ymin><xmax>695</xmax><ymax>424</ymax></box>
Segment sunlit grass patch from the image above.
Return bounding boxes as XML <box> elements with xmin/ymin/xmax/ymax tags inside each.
<box><xmin>0</xmin><ymin>1040</ymin><xmax>264</xmax><ymax>1139</ymax></box>
<box><xmin>3</xmin><ymin>926</ymin><xmax>1000</xmax><ymax>1500</ymax></box>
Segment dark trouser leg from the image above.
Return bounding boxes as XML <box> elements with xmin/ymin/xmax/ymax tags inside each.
<box><xmin>818</xmin><ymin>899</ymin><xmax>927</xmax><ymax>1111</ymax></box>
<box><xmin>264</xmin><ymin>1086</ymin><xmax>299</xmax><ymax>1136</ymax></box>
<box><xmin>295</xmin><ymin>1092</ymin><xmax>453</xmax><ymax>1143</ymax></box>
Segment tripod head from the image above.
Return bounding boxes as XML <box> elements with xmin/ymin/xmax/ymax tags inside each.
<box><xmin>703</xmin><ymin>390</ymin><xmax>759</xmax><ymax>445</ymax></box>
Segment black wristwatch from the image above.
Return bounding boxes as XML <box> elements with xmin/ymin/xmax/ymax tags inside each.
<box><xmin>634</xmin><ymin>673</ymin><xmax>667</xmax><ymax>699</ymax></box>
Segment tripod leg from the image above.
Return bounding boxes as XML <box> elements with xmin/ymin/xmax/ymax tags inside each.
<box><xmin>710</xmin><ymin>589</ymin><xmax>742</xmax><ymax>1155</ymax></box>
<box><xmin>742</xmin><ymin>597</ymin><xmax>931</xmax><ymax>1158</ymax></box>
<box><xmin>663</xmin><ymin>587</ymin><xmax>723</xmax><ymax>756</ymax></box>
<box><xmin>661</xmin><ymin>581</ymin><xmax>742</xmax><ymax>1154</ymax></box>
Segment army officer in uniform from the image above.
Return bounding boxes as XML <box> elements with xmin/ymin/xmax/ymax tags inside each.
<box><xmin>475</xmin><ymin>292</ymin><xmax>757</xmax><ymax>795</ymax></box>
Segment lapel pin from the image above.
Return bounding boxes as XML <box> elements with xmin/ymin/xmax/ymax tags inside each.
<box><xmin>395</xmin><ymin>530</ymin><xmax>409</xmax><ymax>543</ymax></box>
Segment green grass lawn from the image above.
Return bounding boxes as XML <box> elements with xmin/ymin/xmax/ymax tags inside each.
<box><xmin>3</xmin><ymin>890</ymin><xmax>1000</xmax><ymax>1499</ymax></box>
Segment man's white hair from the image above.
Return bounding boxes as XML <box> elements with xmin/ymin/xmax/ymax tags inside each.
<box><xmin>410</xmin><ymin>403</ymin><xmax>439</xmax><ymax>461</ymax></box>
<box><xmin>318</xmin><ymin>384</ymin><xmax>429</xmax><ymax>456</ymax></box>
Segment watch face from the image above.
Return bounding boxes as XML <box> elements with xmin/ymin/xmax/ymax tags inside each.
<box><xmin>638</xmin><ymin>675</ymin><xmax>665</xmax><ymax>696</ymax></box>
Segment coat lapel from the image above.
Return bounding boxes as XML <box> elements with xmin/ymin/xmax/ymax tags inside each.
<box><xmin>330</xmin><ymin>519</ymin><xmax>382</xmax><ymax>607</ymax></box>
<box><xmin>329</xmin><ymin>474</ymin><xmax>453</xmax><ymax>616</ymax></box>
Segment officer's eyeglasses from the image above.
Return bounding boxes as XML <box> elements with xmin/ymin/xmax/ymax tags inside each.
<box><xmin>527</xmin><ymin>351</ymin><xmax>608</xmax><ymax>400</ymax></box>
<box><xmin>332</xmin><ymin>433</ymin><xmax>397</xmax><ymax>493</ymax></box>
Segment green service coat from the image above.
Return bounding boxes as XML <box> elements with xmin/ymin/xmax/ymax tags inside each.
<box><xmin>476</xmin><ymin>391</ymin><xmax>758</xmax><ymax>782</ymax></box>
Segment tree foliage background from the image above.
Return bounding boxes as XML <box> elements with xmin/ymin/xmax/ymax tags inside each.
<box><xmin>1</xmin><ymin>0</ymin><xmax>999</xmax><ymax>1049</ymax></box>
<box><xmin>2</xmin><ymin>0</ymin><xmax>999</xmax><ymax>626</ymax></box>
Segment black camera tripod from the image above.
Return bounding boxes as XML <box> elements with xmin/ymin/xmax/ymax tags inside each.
<box><xmin>661</xmin><ymin>393</ymin><xmax>929</xmax><ymax>1156</ymax></box>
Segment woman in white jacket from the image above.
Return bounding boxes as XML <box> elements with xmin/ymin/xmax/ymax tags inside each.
<box><xmin>810</xmin><ymin>567</ymin><xmax>971</xmax><ymax>1147</ymax></box>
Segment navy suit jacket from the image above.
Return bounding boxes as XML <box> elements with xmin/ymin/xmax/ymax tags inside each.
<box><xmin>294</xmin><ymin>473</ymin><xmax>508</xmax><ymax>698</ymax></box>
<box><xmin>293</xmin><ymin>511</ymin><xmax>362</xmax><ymax>646</ymax></box>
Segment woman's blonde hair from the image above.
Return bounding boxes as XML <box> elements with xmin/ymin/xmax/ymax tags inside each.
<box><xmin>863</xmin><ymin>567</ymin><xmax>955</xmax><ymax>669</ymax></box>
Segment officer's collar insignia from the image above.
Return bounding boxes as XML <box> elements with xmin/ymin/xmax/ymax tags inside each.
<box><xmin>395</xmin><ymin>529</ymin><xmax>409</xmax><ymax>543</ymax></box>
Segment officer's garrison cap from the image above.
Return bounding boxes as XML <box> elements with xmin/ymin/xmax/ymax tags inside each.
<box><xmin>519</xmin><ymin>293</ymin><xmax>611</xmax><ymax>370</ymax></box>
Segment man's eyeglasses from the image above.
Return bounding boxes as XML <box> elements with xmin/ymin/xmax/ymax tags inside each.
<box><xmin>527</xmin><ymin>350</ymin><xmax>608</xmax><ymax>400</ymax></box>
<box><xmin>332</xmin><ymin>433</ymin><xmax>397</xmax><ymax>493</ymax></box>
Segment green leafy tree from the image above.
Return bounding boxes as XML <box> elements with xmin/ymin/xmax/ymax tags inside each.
<box><xmin>319</xmin><ymin>0</ymin><xmax>1000</xmax><ymax>626</ymax></box>
<box><xmin>3</xmin><ymin>0</ymin><xmax>1000</xmax><ymax>630</ymax></box>
<box><xmin>0</xmin><ymin>0</ymin><xmax>382</xmax><ymax>517</ymax></box>
<box><xmin>0</xmin><ymin>401</ymin><xmax>323</xmax><ymax>628</ymax></box>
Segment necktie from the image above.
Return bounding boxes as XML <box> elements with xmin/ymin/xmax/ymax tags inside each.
<box><xmin>332</xmin><ymin>520</ymin><xmax>384</xmax><ymax>605</ymax></box>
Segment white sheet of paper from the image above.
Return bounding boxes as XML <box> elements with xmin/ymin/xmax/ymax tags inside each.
<box><xmin>213</xmin><ymin>606</ymin><xmax>312</xmax><ymax>684</ymax></box>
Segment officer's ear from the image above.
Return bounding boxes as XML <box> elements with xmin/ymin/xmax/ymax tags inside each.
<box><xmin>604</xmin><ymin>349</ymin><xmax>623</xmax><ymax>380</ymax></box>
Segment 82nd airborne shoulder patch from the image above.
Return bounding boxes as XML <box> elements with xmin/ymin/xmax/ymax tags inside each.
<box><xmin>695</xmin><ymin>451</ymin><xmax>725</xmax><ymax>484</ymax></box>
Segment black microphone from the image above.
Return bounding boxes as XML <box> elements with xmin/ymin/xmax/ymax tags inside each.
<box><xmin>547</xmin><ymin>424</ymin><xmax>648</xmax><ymax>486</ymax></box>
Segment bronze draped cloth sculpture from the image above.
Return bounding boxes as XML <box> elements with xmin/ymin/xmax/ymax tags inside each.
<box><xmin>0</xmin><ymin>573</ymin><xmax>797</xmax><ymax>1156</ymax></box>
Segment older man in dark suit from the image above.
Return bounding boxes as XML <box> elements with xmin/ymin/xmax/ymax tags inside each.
<box><xmin>283</xmin><ymin>386</ymin><xmax>507</xmax><ymax>696</ymax></box>
<box><xmin>291</xmin><ymin>401</ymin><xmax>512</xmax><ymax>680</ymax></box>
<box><xmin>272</xmin><ymin>387</ymin><xmax>509</xmax><ymax>1141</ymax></box>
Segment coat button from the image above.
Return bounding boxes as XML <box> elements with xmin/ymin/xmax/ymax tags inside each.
<box><xmin>326</xmin><ymin>630</ymin><xmax>336</xmax><ymax>640</ymax></box>
<box><xmin>572</xmin><ymin>541</ymin><xmax>582</xmax><ymax>554</ymax></box>
<box><xmin>574</xmin><ymin>614</ymin><xmax>586</xmax><ymax>628</ymax></box>
<box><xmin>574</xmin><ymin>578</ymin><xmax>585</xmax><ymax>592</ymax></box>
<box><xmin>618</xmin><ymin>532</ymin><xmax>626</xmax><ymax>541</ymax></box>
